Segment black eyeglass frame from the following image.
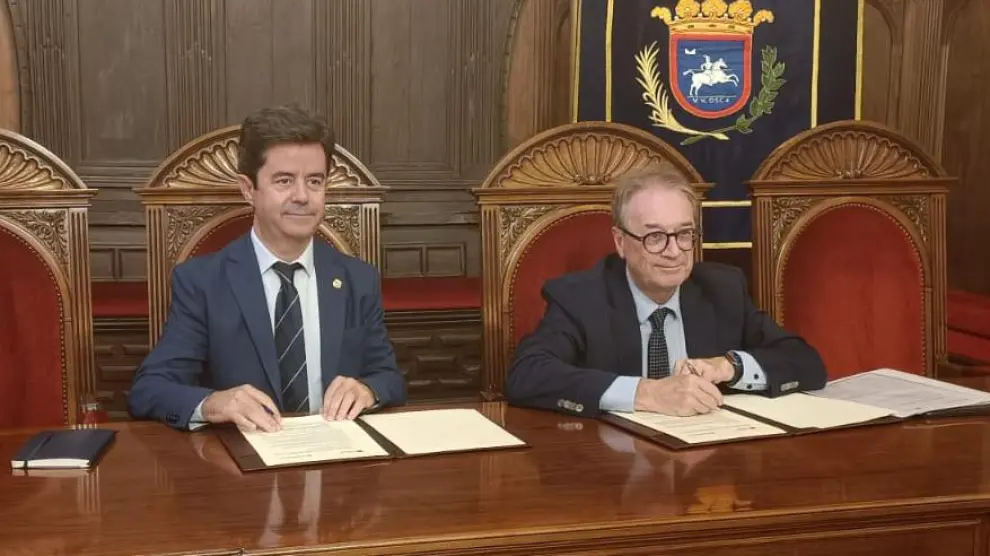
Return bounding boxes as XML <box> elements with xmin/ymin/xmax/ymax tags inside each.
<box><xmin>618</xmin><ymin>226</ymin><xmax>700</xmax><ymax>254</ymax></box>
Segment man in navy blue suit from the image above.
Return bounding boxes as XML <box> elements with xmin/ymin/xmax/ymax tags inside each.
<box><xmin>506</xmin><ymin>168</ymin><xmax>826</xmax><ymax>417</ymax></box>
<box><xmin>129</xmin><ymin>104</ymin><xmax>407</xmax><ymax>432</ymax></box>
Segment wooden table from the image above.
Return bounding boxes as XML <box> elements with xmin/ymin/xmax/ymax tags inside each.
<box><xmin>4</xmin><ymin>400</ymin><xmax>990</xmax><ymax>555</ymax></box>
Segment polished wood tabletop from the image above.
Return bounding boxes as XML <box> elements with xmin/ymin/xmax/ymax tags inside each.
<box><xmin>5</xmin><ymin>399</ymin><xmax>990</xmax><ymax>556</ymax></box>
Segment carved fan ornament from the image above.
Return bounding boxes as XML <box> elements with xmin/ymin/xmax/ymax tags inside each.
<box><xmin>0</xmin><ymin>143</ymin><xmax>68</xmax><ymax>190</ymax></box>
<box><xmin>497</xmin><ymin>133</ymin><xmax>672</xmax><ymax>188</ymax></box>
<box><xmin>327</xmin><ymin>155</ymin><xmax>365</xmax><ymax>188</ymax></box>
<box><xmin>3</xmin><ymin>209</ymin><xmax>70</xmax><ymax>269</ymax></box>
<box><xmin>323</xmin><ymin>205</ymin><xmax>361</xmax><ymax>254</ymax></box>
<box><xmin>163</xmin><ymin>140</ymin><xmax>240</xmax><ymax>188</ymax></box>
<box><xmin>499</xmin><ymin>206</ymin><xmax>555</xmax><ymax>262</ymax></box>
<box><xmin>764</xmin><ymin>130</ymin><xmax>932</xmax><ymax>181</ymax></box>
<box><xmin>161</xmin><ymin>139</ymin><xmax>371</xmax><ymax>190</ymax></box>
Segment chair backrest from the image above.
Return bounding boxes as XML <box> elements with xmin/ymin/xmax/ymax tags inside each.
<box><xmin>136</xmin><ymin>125</ymin><xmax>386</xmax><ymax>346</ymax></box>
<box><xmin>473</xmin><ymin>121</ymin><xmax>710</xmax><ymax>397</ymax></box>
<box><xmin>0</xmin><ymin>129</ymin><xmax>97</xmax><ymax>427</ymax></box>
<box><xmin>749</xmin><ymin>120</ymin><xmax>952</xmax><ymax>379</ymax></box>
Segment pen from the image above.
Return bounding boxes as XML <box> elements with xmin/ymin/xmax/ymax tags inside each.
<box><xmin>684</xmin><ymin>360</ymin><xmax>703</xmax><ymax>378</ymax></box>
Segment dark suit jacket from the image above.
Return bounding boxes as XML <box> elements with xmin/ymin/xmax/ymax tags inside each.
<box><xmin>505</xmin><ymin>254</ymin><xmax>826</xmax><ymax>417</ymax></box>
<box><xmin>127</xmin><ymin>234</ymin><xmax>407</xmax><ymax>429</ymax></box>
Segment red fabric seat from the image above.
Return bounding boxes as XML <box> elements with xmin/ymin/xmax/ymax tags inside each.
<box><xmin>92</xmin><ymin>281</ymin><xmax>150</xmax><ymax>318</ymax></box>
<box><xmin>382</xmin><ymin>277</ymin><xmax>482</xmax><ymax>312</ymax></box>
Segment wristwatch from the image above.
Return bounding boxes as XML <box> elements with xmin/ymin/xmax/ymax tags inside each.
<box><xmin>724</xmin><ymin>351</ymin><xmax>744</xmax><ymax>386</ymax></box>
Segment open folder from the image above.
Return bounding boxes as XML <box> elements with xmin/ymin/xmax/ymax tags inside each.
<box><xmin>601</xmin><ymin>368</ymin><xmax>990</xmax><ymax>450</ymax></box>
<box><xmin>215</xmin><ymin>408</ymin><xmax>527</xmax><ymax>471</ymax></box>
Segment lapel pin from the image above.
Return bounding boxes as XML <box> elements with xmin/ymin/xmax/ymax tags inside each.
<box><xmin>332</xmin><ymin>278</ymin><xmax>342</xmax><ymax>289</ymax></box>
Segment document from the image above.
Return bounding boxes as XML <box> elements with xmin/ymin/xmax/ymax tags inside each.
<box><xmin>241</xmin><ymin>415</ymin><xmax>389</xmax><ymax>467</ymax></box>
<box><xmin>608</xmin><ymin>409</ymin><xmax>787</xmax><ymax>445</ymax></box>
<box><xmin>807</xmin><ymin>368</ymin><xmax>990</xmax><ymax>418</ymax></box>
<box><xmin>723</xmin><ymin>393</ymin><xmax>896</xmax><ymax>429</ymax></box>
<box><xmin>359</xmin><ymin>408</ymin><xmax>526</xmax><ymax>455</ymax></box>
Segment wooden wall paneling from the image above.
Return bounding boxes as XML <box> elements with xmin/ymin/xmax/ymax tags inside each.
<box><xmin>503</xmin><ymin>0</ymin><xmax>572</xmax><ymax>150</ymax></box>
<box><xmin>372</xmin><ymin>0</ymin><xmax>515</xmax><ymax>278</ymax></box>
<box><xmin>942</xmin><ymin>0</ymin><xmax>990</xmax><ymax>295</ymax></box>
<box><xmin>862</xmin><ymin>0</ymin><xmax>903</xmax><ymax>127</ymax></box>
<box><xmin>0</xmin><ymin>1</ymin><xmax>17</xmax><ymax>131</ymax></box>
<box><xmin>9</xmin><ymin>0</ymin><xmax>79</xmax><ymax>162</ymax></box>
<box><xmin>166</xmin><ymin>0</ymin><xmax>225</xmax><ymax>148</ymax></box>
<box><xmin>897</xmin><ymin>0</ymin><xmax>947</xmax><ymax>158</ymax></box>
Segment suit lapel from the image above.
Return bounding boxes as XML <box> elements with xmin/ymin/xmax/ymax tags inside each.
<box><xmin>603</xmin><ymin>256</ymin><xmax>643</xmax><ymax>377</ymax></box>
<box><xmin>226</xmin><ymin>235</ymin><xmax>282</xmax><ymax>403</ymax></box>
<box><xmin>315</xmin><ymin>241</ymin><xmax>346</xmax><ymax>392</ymax></box>
<box><xmin>679</xmin><ymin>278</ymin><xmax>720</xmax><ymax>358</ymax></box>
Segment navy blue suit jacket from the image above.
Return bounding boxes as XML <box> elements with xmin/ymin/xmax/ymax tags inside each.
<box><xmin>128</xmin><ymin>234</ymin><xmax>407</xmax><ymax>429</ymax></box>
<box><xmin>505</xmin><ymin>254</ymin><xmax>827</xmax><ymax>417</ymax></box>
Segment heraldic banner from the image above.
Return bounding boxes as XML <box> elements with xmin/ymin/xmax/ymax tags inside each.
<box><xmin>573</xmin><ymin>0</ymin><xmax>862</xmax><ymax>245</ymax></box>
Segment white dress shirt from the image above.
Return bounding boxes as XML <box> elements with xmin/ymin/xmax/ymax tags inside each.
<box><xmin>599</xmin><ymin>267</ymin><xmax>768</xmax><ymax>412</ymax></box>
<box><xmin>188</xmin><ymin>229</ymin><xmax>323</xmax><ymax>428</ymax></box>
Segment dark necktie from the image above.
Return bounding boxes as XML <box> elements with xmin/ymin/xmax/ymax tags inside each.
<box><xmin>273</xmin><ymin>262</ymin><xmax>309</xmax><ymax>413</ymax></box>
<box><xmin>647</xmin><ymin>307</ymin><xmax>672</xmax><ymax>380</ymax></box>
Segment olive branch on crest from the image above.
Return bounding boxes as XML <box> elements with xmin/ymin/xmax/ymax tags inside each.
<box><xmin>634</xmin><ymin>42</ymin><xmax>786</xmax><ymax>146</ymax></box>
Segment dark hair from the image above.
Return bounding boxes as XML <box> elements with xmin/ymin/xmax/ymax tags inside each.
<box><xmin>237</xmin><ymin>104</ymin><xmax>335</xmax><ymax>186</ymax></box>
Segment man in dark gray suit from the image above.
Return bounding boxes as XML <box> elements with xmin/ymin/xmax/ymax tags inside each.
<box><xmin>129</xmin><ymin>105</ymin><xmax>406</xmax><ymax>431</ymax></box>
<box><xmin>506</xmin><ymin>168</ymin><xmax>826</xmax><ymax>417</ymax></box>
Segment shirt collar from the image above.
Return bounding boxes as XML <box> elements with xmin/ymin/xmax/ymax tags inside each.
<box><xmin>250</xmin><ymin>228</ymin><xmax>315</xmax><ymax>276</ymax></box>
<box><xmin>626</xmin><ymin>266</ymin><xmax>681</xmax><ymax>324</ymax></box>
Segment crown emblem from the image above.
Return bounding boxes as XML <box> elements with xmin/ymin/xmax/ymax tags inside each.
<box><xmin>651</xmin><ymin>0</ymin><xmax>774</xmax><ymax>34</ymax></box>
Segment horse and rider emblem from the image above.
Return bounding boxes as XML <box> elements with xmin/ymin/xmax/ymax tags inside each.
<box><xmin>674</xmin><ymin>43</ymin><xmax>750</xmax><ymax>118</ymax></box>
<box><xmin>635</xmin><ymin>0</ymin><xmax>783</xmax><ymax>145</ymax></box>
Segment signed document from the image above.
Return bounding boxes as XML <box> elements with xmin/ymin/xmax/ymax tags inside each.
<box><xmin>723</xmin><ymin>393</ymin><xmax>896</xmax><ymax>429</ymax></box>
<box><xmin>608</xmin><ymin>409</ymin><xmax>786</xmax><ymax>445</ymax></box>
<box><xmin>360</xmin><ymin>408</ymin><xmax>526</xmax><ymax>456</ymax></box>
<box><xmin>240</xmin><ymin>415</ymin><xmax>389</xmax><ymax>467</ymax></box>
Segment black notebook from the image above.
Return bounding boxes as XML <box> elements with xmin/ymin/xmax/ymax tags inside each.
<box><xmin>10</xmin><ymin>429</ymin><xmax>116</xmax><ymax>470</ymax></box>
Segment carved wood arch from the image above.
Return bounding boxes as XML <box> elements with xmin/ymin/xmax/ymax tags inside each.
<box><xmin>0</xmin><ymin>128</ymin><xmax>97</xmax><ymax>425</ymax></box>
<box><xmin>136</xmin><ymin>125</ymin><xmax>387</xmax><ymax>346</ymax></box>
<box><xmin>748</xmin><ymin>120</ymin><xmax>954</xmax><ymax>375</ymax></box>
<box><xmin>473</xmin><ymin>121</ymin><xmax>711</xmax><ymax>397</ymax></box>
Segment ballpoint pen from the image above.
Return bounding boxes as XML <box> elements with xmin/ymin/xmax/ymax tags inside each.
<box><xmin>683</xmin><ymin>360</ymin><xmax>703</xmax><ymax>378</ymax></box>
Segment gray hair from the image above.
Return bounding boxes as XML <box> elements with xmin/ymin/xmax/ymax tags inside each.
<box><xmin>611</xmin><ymin>167</ymin><xmax>698</xmax><ymax>228</ymax></box>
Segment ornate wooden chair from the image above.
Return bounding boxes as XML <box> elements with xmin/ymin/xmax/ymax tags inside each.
<box><xmin>473</xmin><ymin>121</ymin><xmax>710</xmax><ymax>397</ymax></box>
<box><xmin>135</xmin><ymin>125</ymin><xmax>386</xmax><ymax>346</ymax></box>
<box><xmin>749</xmin><ymin>120</ymin><xmax>952</xmax><ymax>379</ymax></box>
<box><xmin>0</xmin><ymin>130</ymin><xmax>99</xmax><ymax>427</ymax></box>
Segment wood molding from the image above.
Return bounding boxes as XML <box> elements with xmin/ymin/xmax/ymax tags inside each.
<box><xmin>898</xmin><ymin>0</ymin><xmax>947</xmax><ymax>158</ymax></box>
<box><xmin>164</xmin><ymin>0</ymin><xmax>225</xmax><ymax>150</ymax></box>
<box><xmin>0</xmin><ymin>1</ymin><xmax>17</xmax><ymax>131</ymax></box>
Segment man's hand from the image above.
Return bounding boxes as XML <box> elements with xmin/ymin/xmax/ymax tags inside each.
<box><xmin>634</xmin><ymin>374</ymin><xmax>724</xmax><ymax>416</ymax></box>
<box><xmin>201</xmin><ymin>385</ymin><xmax>281</xmax><ymax>432</ymax></box>
<box><xmin>673</xmin><ymin>356</ymin><xmax>734</xmax><ymax>383</ymax></box>
<box><xmin>323</xmin><ymin>376</ymin><xmax>376</xmax><ymax>420</ymax></box>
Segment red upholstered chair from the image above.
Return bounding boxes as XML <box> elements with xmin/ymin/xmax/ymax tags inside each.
<box><xmin>473</xmin><ymin>121</ymin><xmax>710</xmax><ymax>398</ymax></box>
<box><xmin>749</xmin><ymin>121</ymin><xmax>952</xmax><ymax>379</ymax></box>
<box><xmin>0</xmin><ymin>129</ymin><xmax>101</xmax><ymax>428</ymax></box>
<box><xmin>135</xmin><ymin>125</ymin><xmax>386</xmax><ymax>347</ymax></box>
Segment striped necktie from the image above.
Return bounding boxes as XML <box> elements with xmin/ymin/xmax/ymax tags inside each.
<box><xmin>272</xmin><ymin>262</ymin><xmax>309</xmax><ymax>413</ymax></box>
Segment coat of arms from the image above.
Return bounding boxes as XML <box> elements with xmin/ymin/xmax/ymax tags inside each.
<box><xmin>636</xmin><ymin>0</ymin><xmax>783</xmax><ymax>145</ymax></box>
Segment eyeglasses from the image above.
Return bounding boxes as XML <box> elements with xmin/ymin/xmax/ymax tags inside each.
<box><xmin>620</xmin><ymin>226</ymin><xmax>698</xmax><ymax>254</ymax></box>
